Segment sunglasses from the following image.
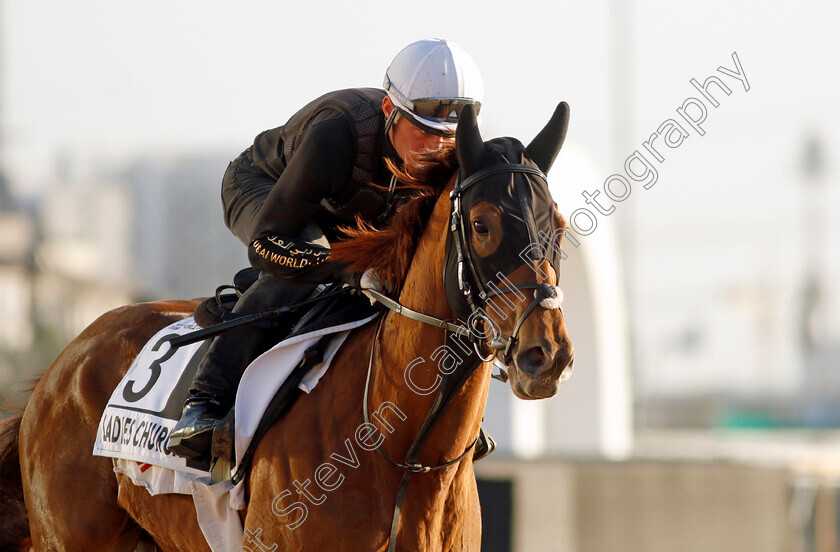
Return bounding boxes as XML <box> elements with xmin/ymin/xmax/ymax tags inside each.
<box><xmin>407</xmin><ymin>97</ymin><xmax>482</xmax><ymax>123</ymax></box>
<box><xmin>396</xmin><ymin>108</ymin><xmax>456</xmax><ymax>137</ymax></box>
<box><xmin>384</xmin><ymin>75</ymin><xmax>481</xmax><ymax>129</ymax></box>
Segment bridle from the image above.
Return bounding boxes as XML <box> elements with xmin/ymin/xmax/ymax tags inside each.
<box><xmin>363</xmin><ymin>162</ymin><xmax>564</xmax><ymax>552</ymax></box>
<box><xmin>448</xmin><ymin>163</ymin><xmax>564</xmax><ymax>371</ymax></box>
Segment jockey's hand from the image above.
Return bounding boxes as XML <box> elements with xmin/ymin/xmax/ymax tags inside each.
<box><xmin>360</xmin><ymin>269</ymin><xmax>390</xmax><ymax>305</ymax></box>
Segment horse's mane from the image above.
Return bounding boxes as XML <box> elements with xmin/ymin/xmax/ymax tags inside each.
<box><xmin>330</xmin><ymin>143</ymin><xmax>457</xmax><ymax>290</ymax></box>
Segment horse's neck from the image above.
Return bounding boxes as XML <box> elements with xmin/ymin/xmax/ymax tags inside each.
<box><xmin>373</xmin><ymin>179</ymin><xmax>491</xmax><ymax>465</ymax></box>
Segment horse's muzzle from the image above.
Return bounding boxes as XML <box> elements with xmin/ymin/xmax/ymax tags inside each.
<box><xmin>511</xmin><ymin>340</ymin><xmax>574</xmax><ymax>399</ymax></box>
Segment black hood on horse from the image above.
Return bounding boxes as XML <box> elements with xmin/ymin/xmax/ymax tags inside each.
<box><xmin>443</xmin><ymin>102</ymin><xmax>570</xmax><ymax>322</ymax></box>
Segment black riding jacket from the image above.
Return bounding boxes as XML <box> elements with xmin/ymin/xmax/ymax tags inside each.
<box><xmin>244</xmin><ymin>88</ymin><xmax>403</xmax><ymax>284</ymax></box>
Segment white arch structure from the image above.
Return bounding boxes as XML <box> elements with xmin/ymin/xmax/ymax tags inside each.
<box><xmin>484</xmin><ymin>148</ymin><xmax>634</xmax><ymax>460</ymax></box>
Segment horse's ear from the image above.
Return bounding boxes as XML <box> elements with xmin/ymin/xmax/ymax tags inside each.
<box><xmin>526</xmin><ymin>101</ymin><xmax>570</xmax><ymax>174</ymax></box>
<box><xmin>456</xmin><ymin>104</ymin><xmax>484</xmax><ymax>176</ymax></box>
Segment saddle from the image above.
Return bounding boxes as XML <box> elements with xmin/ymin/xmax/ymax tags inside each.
<box><xmin>189</xmin><ymin>268</ymin><xmax>378</xmax><ymax>478</ymax></box>
<box><xmin>193</xmin><ymin>267</ymin><xmax>260</xmax><ymax>329</ymax></box>
<box><xmin>189</xmin><ymin>268</ymin><xmax>493</xmax><ymax>478</ymax></box>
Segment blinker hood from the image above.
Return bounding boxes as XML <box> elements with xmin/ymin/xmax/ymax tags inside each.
<box><xmin>442</xmin><ymin>101</ymin><xmax>570</xmax><ymax>324</ymax></box>
<box><xmin>443</xmin><ymin>160</ymin><xmax>562</xmax><ymax>322</ymax></box>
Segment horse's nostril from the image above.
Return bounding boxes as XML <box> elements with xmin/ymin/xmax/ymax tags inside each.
<box><xmin>517</xmin><ymin>346</ymin><xmax>547</xmax><ymax>375</ymax></box>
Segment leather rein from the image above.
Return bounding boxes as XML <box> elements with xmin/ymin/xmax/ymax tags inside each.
<box><xmin>363</xmin><ymin>163</ymin><xmax>562</xmax><ymax>552</ymax></box>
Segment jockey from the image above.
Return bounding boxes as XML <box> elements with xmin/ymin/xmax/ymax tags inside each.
<box><xmin>168</xmin><ymin>38</ymin><xmax>484</xmax><ymax>459</ymax></box>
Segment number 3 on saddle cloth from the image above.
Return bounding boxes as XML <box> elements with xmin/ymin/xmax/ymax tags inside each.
<box><xmin>91</xmin><ymin>287</ymin><xmax>377</xmax><ymax>507</ymax></box>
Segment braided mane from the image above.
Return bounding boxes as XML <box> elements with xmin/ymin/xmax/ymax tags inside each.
<box><xmin>329</xmin><ymin>144</ymin><xmax>456</xmax><ymax>290</ymax></box>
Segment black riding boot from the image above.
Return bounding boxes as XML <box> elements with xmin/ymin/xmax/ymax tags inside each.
<box><xmin>166</xmin><ymin>393</ymin><xmax>228</xmax><ymax>459</ymax></box>
<box><xmin>166</xmin><ymin>316</ymin><xmax>272</xmax><ymax>460</ymax></box>
<box><xmin>167</xmin><ymin>272</ymin><xmax>317</xmax><ymax>460</ymax></box>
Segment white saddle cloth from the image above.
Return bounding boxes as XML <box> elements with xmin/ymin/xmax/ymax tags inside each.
<box><xmin>93</xmin><ymin>313</ymin><xmax>377</xmax><ymax>552</ymax></box>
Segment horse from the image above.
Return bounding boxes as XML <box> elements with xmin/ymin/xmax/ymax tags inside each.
<box><xmin>0</xmin><ymin>102</ymin><xmax>574</xmax><ymax>552</ymax></box>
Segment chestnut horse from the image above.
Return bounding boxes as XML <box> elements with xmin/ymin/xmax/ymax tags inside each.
<box><xmin>0</xmin><ymin>103</ymin><xmax>574</xmax><ymax>551</ymax></box>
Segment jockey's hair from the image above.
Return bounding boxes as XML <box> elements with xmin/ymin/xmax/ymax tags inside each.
<box><xmin>381</xmin><ymin>141</ymin><xmax>456</xmax><ymax>190</ymax></box>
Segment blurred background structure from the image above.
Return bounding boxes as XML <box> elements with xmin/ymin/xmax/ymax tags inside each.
<box><xmin>1</xmin><ymin>1</ymin><xmax>838</xmax><ymax>550</ymax></box>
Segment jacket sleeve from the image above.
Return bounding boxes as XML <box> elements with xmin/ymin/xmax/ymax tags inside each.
<box><xmin>247</xmin><ymin>110</ymin><xmax>358</xmax><ymax>283</ymax></box>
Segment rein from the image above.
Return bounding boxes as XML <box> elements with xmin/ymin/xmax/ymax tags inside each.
<box><xmin>363</xmin><ymin>162</ymin><xmax>562</xmax><ymax>552</ymax></box>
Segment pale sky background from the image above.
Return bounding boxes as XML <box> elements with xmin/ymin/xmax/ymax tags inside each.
<box><xmin>2</xmin><ymin>0</ymin><xmax>839</xmax><ymax>398</ymax></box>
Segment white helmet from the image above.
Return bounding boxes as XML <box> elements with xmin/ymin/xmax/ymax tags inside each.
<box><xmin>384</xmin><ymin>38</ymin><xmax>484</xmax><ymax>135</ymax></box>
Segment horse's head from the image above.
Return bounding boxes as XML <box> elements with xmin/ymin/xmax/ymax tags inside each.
<box><xmin>445</xmin><ymin>103</ymin><xmax>574</xmax><ymax>400</ymax></box>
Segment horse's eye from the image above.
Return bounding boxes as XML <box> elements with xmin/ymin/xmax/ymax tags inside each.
<box><xmin>473</xmin><ymin>220</ymin><xmax>489</xmax><ymax>235</ymax></box>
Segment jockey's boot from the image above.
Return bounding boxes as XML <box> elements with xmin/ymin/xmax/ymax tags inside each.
<box><xmin>472</xmin><ymin>426</ymin><xmax>496</xmax><ymax>463</ymax></box>
<box><xmin>167</xmin><ymin>393</ymin><xmax>228</xmax><ymax>460</ymax></box>
<box><xmin>168</xmin><ymin>272</ymin><xmax>317</xmax><ymax>460</ymax></box>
